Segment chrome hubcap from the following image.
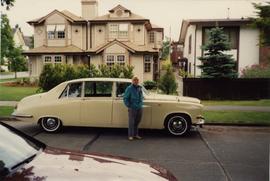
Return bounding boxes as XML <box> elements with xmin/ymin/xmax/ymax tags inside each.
<box><xmin>168</xmin><ymin>116</ymin><xmax>187</xmax><ymax>134</ymax></box>
<box><xmin>44</xmin><ymin>118</ymin><xmax>58</xmax><ymax>129</ymax></box>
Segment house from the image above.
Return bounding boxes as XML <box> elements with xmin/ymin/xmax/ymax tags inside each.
<box><xmin>179</xmin><ymin>19</ymin><xmax>260</xmax><ymax>77</ymax></box>
<box><xmin>0</xmin><ymin>25</ymin><xmax>31</xmax><ymax>72</ymax></box>
<box><xmin>13</xmin><ymin>25</ymin><xmax>30</xmax><ymax>51</ymax></box>
<box><xmin>170</xmin><ymin>41</ymin><xmax>184</xmax><ymax>69</ymax></box>
<box><xmin>24</xmin><ymin>0</ymin><xmax>164</xmax><ymax>81</ymax></box>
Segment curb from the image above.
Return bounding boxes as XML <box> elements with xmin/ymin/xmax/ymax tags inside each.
<box><xmin>204</xmin><ymin>123</ymin><xmax>270</xmax><ymax>127</ymax></box>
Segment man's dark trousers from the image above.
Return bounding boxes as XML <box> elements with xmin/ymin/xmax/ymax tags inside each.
<box><xmin>128</xmin><ymin>108</ymin><xmax>143</xmax><ymax>137</ymax></box>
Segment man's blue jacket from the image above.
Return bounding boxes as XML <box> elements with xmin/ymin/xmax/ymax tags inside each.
<box><xmin>123</xmin><ymin>84</ymin><xmax>143</xmax><ymax>110</ymax></box>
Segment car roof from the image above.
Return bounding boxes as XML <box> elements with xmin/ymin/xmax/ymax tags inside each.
<box><xmin>66</xmin><ymin>77</ymin><xmax>132</xmax><ymax>84</ymax></box>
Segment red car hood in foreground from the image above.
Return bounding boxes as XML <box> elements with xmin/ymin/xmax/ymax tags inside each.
<box><xmin>6</xmin><ymin>147</ymin><xmax>177</xmax><ymax>181</ymax></box>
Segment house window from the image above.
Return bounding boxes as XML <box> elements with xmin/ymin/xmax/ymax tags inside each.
<box><xmin>118</xmin><ymin>24</ymin><xmax>128</xmax><ymax>39</ymax></box>
<box><xmin>149</xmin><ymin>31</ymin><xmax>155</xmax><ymax>43</ymax></box>
<box><xmin>106</xmin><ymin>55</ymin><xmax>115</xmax><ymax>67</ymax></box>
<box><xmin>144</xmin><ymin>55</ymin><xmax>152</xmax><ymax>73</ymax></box>
<box><xmin>109</xmin><ymin>24</ymin><xmax>128</xmax><ymax>39</ymax></box>
<box><xmin>54</xmin><ymin>56</ymin><xmax>62</xmax><ymax>64</ymax></box>
<box><xmin>203</xmin><ymin>27</ymin><xmax>238</xmax><ymax>49</ymax></box>
<box><xmin>188</xmin><ymin>35</ymin><xmax>192</xmax><ymax>54</ymax></box>
<box><xmin>109</xmin><ymin>24</ymin><xmax>118</xmax><ymax>39</ymax></box>
<box><xmin>47</xmin><ymin>24</ymin><xmax>65</xmax><ymax>39</ymax></box>
<box><xmin>44</xmin><ymin>56</ymin><xmax>52</xmax><ymax>63</ymax></box>
<box><xmin>117</xmin><ymin>55</ymin><xmax>125</xmax><ymax>66</ymax></box>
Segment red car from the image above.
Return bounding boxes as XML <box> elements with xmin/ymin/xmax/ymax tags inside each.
<box><xmin>0</xmin><ymin>122</ymin><xmax>177</xmax><ymax>181</ymax></box>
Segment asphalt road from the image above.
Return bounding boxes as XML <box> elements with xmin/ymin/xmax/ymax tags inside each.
<box><xmin>2</xmin><ymin>120</ymin><xmax>270</xmax><ymax>181</ymax></box>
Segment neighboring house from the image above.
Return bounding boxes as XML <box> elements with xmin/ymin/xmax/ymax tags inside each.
<box><xmin>170</xmin><ymin>41</ymin><xmax>184</xmax><ymax>68</ymax></box>
<box><xmin>1</xmin><ymin>25</ymin><xmax>31</xmax><ymax>72</ymax></box>
<box><xmin>179</xmin><ymin>19</ymin><xmax>260</xmax><ymax>77</ymax></box>
<box><xmin>24</xmin><ymin>0</ymin><xmax>164</xmax><ymax>81</ymax></box>
<box><xmin>13</xmin><ymin>25</ymin><xmax>30</xmax><ymax>50</ymax></box>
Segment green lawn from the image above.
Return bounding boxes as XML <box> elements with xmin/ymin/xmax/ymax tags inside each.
<box><xmin>0</xmin><ymin>106</ymin><xmax>14</xmax><ymax>117</ymax></box>
<box><xmin>204</xmin><ymin>111</ymin><xmax>270</xmax><ymax>125</ymax></box>
<box><xmin>0</xmin><ymin>84</ymin><xmax>39</xmax><ymax>101</ymax></box>
<box><xmin>202</xmin><ymin>100</ymin><xmax>270</xmax><ymax>106</ymax></box>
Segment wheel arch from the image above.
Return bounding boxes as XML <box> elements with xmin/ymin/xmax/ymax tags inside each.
<box><xmin>163</xmin><ymin>112</ymin><xmax>192</xmax><ymax>128</ymax></box>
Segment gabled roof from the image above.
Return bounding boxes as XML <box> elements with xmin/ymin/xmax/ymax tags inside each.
<box><xmin>179</xmin><ymin>18</ymin><xmax>253</xmax><ymax>44</ymax></box>
<box><xmin>90</xmin><ymin>4</ymin><xmax>148</xmax><ymax>22</ymax></box>
<box><xmin>88</xmin><ymin>39</ymin><xmax>159</xmax><ymax>54</ymax></box>
<box><xmin>27</xmin><ymin>10</ymin><xmax>86</xmax><ymax>25</ymax></box>
<box><xmin>109</xmin><ymin>4</ymin><xmax>131</xmax><ymax>13</ymax></box>
<box><xmin>23</xmin><ymin>45</ymin><xmax>84</xmax><ymax>55</ymax></box>
<box><xmin>91</xmin><ymin>13</ymin><xmax>148</xmax><ymax>22</ymax></box>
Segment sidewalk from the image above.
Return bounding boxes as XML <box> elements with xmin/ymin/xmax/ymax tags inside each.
<box><xmin>204</xmin><ymin>105</ymin><xmax>270</xmax><ymax>112</ymax></box>
<box><xmin>1</xmin><ymin>101</ymin><xmax>270</xmax><ymax>112</ymax></box>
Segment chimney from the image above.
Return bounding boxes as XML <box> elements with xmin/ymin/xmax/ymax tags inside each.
<box><xmin>81</xmin><ymin>0</ymin><xmax>98</xmax><ymax>20</ymax></box>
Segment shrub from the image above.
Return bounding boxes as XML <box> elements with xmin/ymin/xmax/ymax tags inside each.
<box><xmin>158</xmin><ymin>65</ymin><xmax>177</xmax><ymax>95</ymax></box>
<box><xmin>143</xmin><ymin>80</ymin><xmax>157</xmax><ymax>90</ymax></box>
<box><xmin>241</xmin><ymin>64</ymin><xmax>270</xmax><ymax>78</ymax></box>
<box><xmin>39</xmin><ymin>64</ymin><xmax>134</xmax><ymax>91</ymax></box>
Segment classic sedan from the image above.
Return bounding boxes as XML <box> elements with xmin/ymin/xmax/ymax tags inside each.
<box><xmin>12</xmin><ymin>78</ymin><xmax>204</xmax><ymax>136</ymax></box>
<box><xmin>0</xmin><ymin>122</ymin><xmax>177</xmax><ymax>181</ymax></box>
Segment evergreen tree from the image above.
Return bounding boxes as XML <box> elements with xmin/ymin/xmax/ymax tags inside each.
<box><xmin>251</xmin><ymin>2</ymin><xmax>270</xmax><ymax>46</ymax></box>
<box><xmin>158</xmin><ymin>65</ymin><xmax>177</xmax><ymax>95</ymax></box>
<box><xmin>198</xmin><ymin>27</ymin><xmax>238</xmax><ymax>78</ymax></box>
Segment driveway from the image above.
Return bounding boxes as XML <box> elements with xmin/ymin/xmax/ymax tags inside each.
<box><xmin>1</xmin><ymin>120</ymin><xmax>269</xmax><ymax>181</ymax></box>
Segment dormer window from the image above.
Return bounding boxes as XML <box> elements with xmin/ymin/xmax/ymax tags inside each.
<box><xmin>47</xmin><ymin>24</ymin><xmax>65</xmax><ymax>39</ymax></box>
<box><xmin>109</xmin><ymin>24</ymin><xmax>128</xmax><ymax>39</ymax></box>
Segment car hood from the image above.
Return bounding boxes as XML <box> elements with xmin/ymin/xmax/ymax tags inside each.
<box><xmin>9</xmin><ymin>147</ymin><xmax>177</xmax><ymax>181</ymax></box>
<box><xmin>145</xmin><ymin>93</ymin><xmax>200</xmax><ymax>104</ymax></box>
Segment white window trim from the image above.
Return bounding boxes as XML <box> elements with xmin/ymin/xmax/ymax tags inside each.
<box><xmin>144</xmin><ymin>55</ymin><xmax>152</xmax><ymax>73</ymax></box>
<box><xmin>47</xmin><ymin>24</ymin><xmax>66</xmax><ymax>40</ymax></box>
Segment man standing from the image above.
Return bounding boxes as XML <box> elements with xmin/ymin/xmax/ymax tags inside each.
<box><xmin>123</xmin><ymin>76</ymin><xmax>143</xmax><ymax>141</ymax></box>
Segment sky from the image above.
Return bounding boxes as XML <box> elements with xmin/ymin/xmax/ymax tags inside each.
<box><xmin>1</xmin><ymin>0</ymin><xmax>268</xmax><ymax>41</ymax></box>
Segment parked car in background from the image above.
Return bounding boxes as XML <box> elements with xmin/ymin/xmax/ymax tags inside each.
<box><xmin>12</xmin><ymin>78</ymin><xmax>204</xmax><ymax>136</ymax></box>
<box><xmin>0</xmin><ymin>122</ymin><xmax>177</xmax><ymax>181</ymax></box>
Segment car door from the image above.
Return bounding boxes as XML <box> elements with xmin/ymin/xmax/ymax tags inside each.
<box><xmin>112</xmin><ymin>82</ymin><xmax>152</xmax><ymax>128</ymax></box>
<box><xmin>80</xmin><ymin>81</ymin><xmax>113</xmax><ymax>127</ymax></box>
<box><xmin>56</xmin><ymin>82</ymin><xmax>82</xmax><ymax>126</ymax></box>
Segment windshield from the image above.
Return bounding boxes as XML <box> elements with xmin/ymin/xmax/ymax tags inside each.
<box><xmin>141</xmin><ymin>85</ymin><xmax>150</xmax><ymax>96</ymax></box>
<box><xmin>0</xmin><ymin>124</ymin><xmax>42</xmax><ymax>176</ymax></box>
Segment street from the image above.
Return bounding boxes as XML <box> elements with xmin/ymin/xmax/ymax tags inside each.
<box><xmin>2</xmin><ymin>120</ymin><xmax>270</xmax><ymax>181</ymax></box>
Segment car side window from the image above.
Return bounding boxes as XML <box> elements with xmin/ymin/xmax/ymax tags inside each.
<box><xmin>84</xmin><ymin>81</ymin><xmax>113</xmax><ymax>97</ymax></box>
<box><xmin>69</xmin><ymin>83</ymin><xmax>82</xmax><ymax>98</ymax></box>
<box><xmin>116</xmin><ymin>82</ymin><xmax>131</xmax><ymax>97</ymax></box>
<box><xmin>59</xmin><ymin>82</ymin><xmax>82</xmax><ymax>98</ymax></box>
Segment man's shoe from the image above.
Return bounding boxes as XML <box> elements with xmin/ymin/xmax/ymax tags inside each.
<box><xmin>128</xmin><ymin>137</ymin><xmax>134</xmax><ymax>141</ymax></box>
<box><xmin>134</xmin><ymin>135</ymin><xmax>142</xmax><ymax>140</ymax></box>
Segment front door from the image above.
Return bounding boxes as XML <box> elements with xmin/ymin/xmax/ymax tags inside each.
<box><xmin>80</xmin><ymin>81</ymin><xmax>113</xmax><ymax>127</ymax></box>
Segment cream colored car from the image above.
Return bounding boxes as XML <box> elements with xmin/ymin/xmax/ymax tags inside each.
<box><xmin>12</xmin><ymin>78</ymin><xmax>204</xmax><ymax>136</ymax></box>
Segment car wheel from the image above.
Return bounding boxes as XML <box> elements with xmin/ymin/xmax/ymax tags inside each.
<box><xmin>40</xmin><ymin>117</ymin><xmax>62</xmax><ymax>132</ymax></box>
<box><xmin>166</xmin><ymin>115</ymin><xmax>190</xmax><ymax>136</ymax></box>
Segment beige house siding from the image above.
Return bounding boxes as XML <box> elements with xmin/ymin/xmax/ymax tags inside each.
<box><xmin>130</xmin><ymin>54</ymin><xmax>144</xmax><ymax>81</ymax></box>
<box><xmin>34</xmin><ymin>25</ymin><xmax>45</xmax><ymax>48</ymax></box>
<box><xmin>133</xmin><ymin>24</ymin><xmax>145</xmax><ymax>45</ymax></box>
<box><xmin>92</xmin><ymin>24</ymin><xmax>106</xmax><ymax>47</ymax></box>
<box><xmin>71</xmin><ymin>24</ymin><xmax>84</xmax><ymax>49</ymax></box>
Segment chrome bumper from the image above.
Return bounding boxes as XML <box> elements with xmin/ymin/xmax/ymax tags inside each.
<box><xmin>193</xmin><ymin>116</ymin><xmax>205</xmax><ymax>128</ymax></box>
<box><xmin>11</xmin><ymin>112</ymin><xmax>33</xmax><ymax>118</ymax></box>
